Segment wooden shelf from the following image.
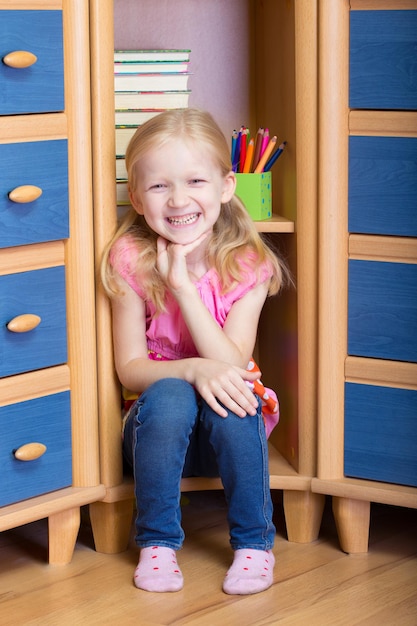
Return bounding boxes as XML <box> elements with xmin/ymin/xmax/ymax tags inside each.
<box><xmin>345</xmin><ymin>356</ymin><xmax>417</xmax><ymax>390</ymax></box>
<box><xmin>0</xmin><ymin>486</ymin><xmax>105</xmax><ymax>532</ymax></box>
<box><xmin>255</xmin><ymin>214</ymin><xmax>295</xmax><ymax>233</ymax></box>
<box><xmin>312</xmin><ymin>477</ymin><xmax>417</xmax><ymax>510</ymax></box>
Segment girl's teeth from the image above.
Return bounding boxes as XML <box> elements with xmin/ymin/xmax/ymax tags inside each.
<box><xmin>168</xmin><ymin>214</ymin><xmax>198</xmax><ymax>225</ymax></box>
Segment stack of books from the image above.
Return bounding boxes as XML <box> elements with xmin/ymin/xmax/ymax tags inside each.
<box><xmin>114</xmin><ymin>49</ymin><xmax>191</xmax><ymax>208</ymax></box>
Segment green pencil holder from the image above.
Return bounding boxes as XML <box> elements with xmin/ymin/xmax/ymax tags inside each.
<box><xmin>235</xmin><ymin>172</ymin><xmax>272</xmax><ymax>221</ymax></box>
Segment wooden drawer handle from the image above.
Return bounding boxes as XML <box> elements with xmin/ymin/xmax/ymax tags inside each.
<box><xmin>7</xmin><ymin>313</ymin><xmax>41</xmax><ymax>333</ymax></box>
<box><xmin>14</xmin><ymin>442</ymin><xmax>47</xmax><ymax>462</ymax></box>
<box><xmin>9</xmin><ymin>185</ymin><xmax>43</xmax><ymax>204</ymax></box>
<box><xmin>3</xmin><ymin>50</ymin><xmax>38</xmax><ymax>69</ymax></box>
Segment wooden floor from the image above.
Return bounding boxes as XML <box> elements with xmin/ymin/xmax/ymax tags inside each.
<box><xmin>1</xmin><ymin>491</ymin><xmax>416</xmax><ymax>626</ymax></box>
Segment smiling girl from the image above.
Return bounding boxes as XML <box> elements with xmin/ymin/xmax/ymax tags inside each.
<box><xmin>101</xmin><ymin>108</ymin><xmax>290</xmax><ymax>595</ymax></box>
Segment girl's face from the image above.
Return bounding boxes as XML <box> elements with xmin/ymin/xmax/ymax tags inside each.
<box><xmin>129</xmin><ymin>138</ymin><xmax>236</xmax><ymax>246</ymax></box>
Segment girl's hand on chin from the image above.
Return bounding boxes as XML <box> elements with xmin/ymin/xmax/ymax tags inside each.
<box><xmin>156</xmin><ymin>232</ymin><xmax>209</xmax><ymax>291</ymax></box>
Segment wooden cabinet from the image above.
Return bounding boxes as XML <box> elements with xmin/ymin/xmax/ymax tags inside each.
<box><xmin>88</xmin><ymin>0</ymin><xmax>324</xmax><ymax>553</ymax></box>
<box><xmin>0</xmin><ymin>0</ymin><xmax>104</xmax><ymax>564</ymax></box>
<box><xmin>313</xmin><ymin>0</ymin><xmax>417</xmax><ymax>553</ymax></box>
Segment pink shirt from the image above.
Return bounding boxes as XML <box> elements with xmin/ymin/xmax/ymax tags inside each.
<box><xmin>110</xmin><ymin>234</ymin><xmax>280</xmax><ymax>437</ymax></box>
<box><xmin>110</xmin><ymin>235</ymin><xmax>273</xmax><ymax>361</ymax></box>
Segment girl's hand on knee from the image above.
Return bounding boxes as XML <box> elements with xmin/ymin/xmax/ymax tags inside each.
<box><xmin>192</xmin><ymin>360</ymin><xmax>260</xmax><ymax>418</ymax></box>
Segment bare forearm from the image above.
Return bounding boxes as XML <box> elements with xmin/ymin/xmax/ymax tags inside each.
<box><xmin>174</xmin><ymin>285</ymin><xmax>250</xmax><ymax>366</ymax></box>
<box><xmin>116</xmin><ymin>356</ymin><xmax>200</xmax><ymax>394</ymax></box>
<box><xmin>116</xmin><ymin>355</ymin><xmax>260</xmax><ymax>418</ymax></box>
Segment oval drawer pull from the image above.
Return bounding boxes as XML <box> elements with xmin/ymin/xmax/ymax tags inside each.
<box><xmin>14</xmin><ymin>442</ymin><xmax>47</xmax><ymax>462</ymax></box>
<box><xmin>7</xmin><ymin>313</ymin><xmax>41</xmax><ymax>333</ymax></box>
<box><xmin>8</xmin><ymin>185</ymin><xmax>43</xmax><ymax>204</ymax></box>
<box><xmin>3</xmin><ymin>50</ymin><xmax>38</xmax><ymax>69</ymax></box>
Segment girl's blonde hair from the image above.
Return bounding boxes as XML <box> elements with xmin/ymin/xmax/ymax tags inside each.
<box><xmin>101</xmin><ymin>108</ymin><xmax>290</xmax><ymax>311</ymax></box>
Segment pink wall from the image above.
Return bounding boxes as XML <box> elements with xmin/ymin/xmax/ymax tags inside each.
<box><xmin>114</xmin><ymin>0</ymin><xmax>253</xmax><ymax>141</ymax></box>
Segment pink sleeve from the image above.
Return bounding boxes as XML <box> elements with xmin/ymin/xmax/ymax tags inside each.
<box><xmin>225</xmin><ymin>256</ymin><xmax>274</xmax><ymax>303</ymax></box>
<box><xmin>109</xmin><ymin>236</ymin><xmax>145</xmax><ymax>298</ymax></box>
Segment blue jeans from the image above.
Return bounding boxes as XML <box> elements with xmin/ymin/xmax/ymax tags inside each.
<box><xmin>122</xmin><ymin>378</ymin><xmax>275</xmax><ymax>551</ymax></box>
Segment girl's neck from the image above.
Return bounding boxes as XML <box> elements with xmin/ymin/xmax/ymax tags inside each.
<box><xmin>185</xmin><ymin>241</ymin><xmax>210</xmax><ymax>281</ymax></box>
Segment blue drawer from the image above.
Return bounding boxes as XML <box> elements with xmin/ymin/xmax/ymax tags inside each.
<box><xmin>0</xmin><ymin>10</ymin><xmax>64</xmax><ymax>115</ymax></box>
<box><xmin>348</xmin><ymin>260</ymin><xmax>417</xmax><ymax>363</ymax></box>
<box><xmin>0</xmin><ymin>139</ymin><xmax>69</xmax><ymax>249</ymax></box>
<box><xmin>348</xmin><ymin>136</ymin><xmax>417</xmax><ymax>237</ymax></box>
<box><xmin>0</xmin><ymin>266</ymin><xmax>67</xmax><ymax>377</ymax></box>
<box><xmin>345</xmin><ymin>382</ymin><xmax>417</xmax><ymax>488</ymax></box>
<box><xmin>0</xmin><ymin>392</ymin><xmax>72</xmax><ymax>507</ymax></box>
<box><xmin>350</xmin><ymin>10</ymin><xmax>417</xmax><ymax>110</ymax></box>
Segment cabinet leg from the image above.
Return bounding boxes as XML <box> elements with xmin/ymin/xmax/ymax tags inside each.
<box><xmin>89</xmin><ymin>499</ymin><xmax>134</xmax><ymax>554</ymax></box>
<box><xmin>332</xmin><ymin>496</ymin><xmax>370</xmax><ymax>554</ymax></box>
<box><xmin>283</xmin><ymin>489</ymin><xmax>325</xmax><ymax>543</ymax></box>
<box><xmin>48</xmin><ymin>507</ymin><xmax>80</xmax><ymax>565</ymax></box>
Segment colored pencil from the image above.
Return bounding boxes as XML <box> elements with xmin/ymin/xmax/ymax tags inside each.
<box><xmin>232</xmin><ymin>129</ymin><xmax>242</xmax><ymax>172</ymax></box>
<box><xmin>254</xmin><ymin>135</ymin><xmax>277</xmax><ymax>173</ymax></box>
<box><xmin>243</xmin><ymin>138</ymin><xmax>255</xmax><ymax>173</ymax></box>
<box><xmin>230</xmin><ymin>129</ymin><xmax>238</xmax><ymax>164</ymax></box>
<box><xmin>252</xmin><ymin>127</ymin><xmax>264</xmax><ymax>171</ymax></box>
<box><xmin>264</xmin><ymin>141</ymin><xmax>287</xmax><ymax>171</ymax></box>
<box><xmin>239</xmin><ymin>128</ymin><xmax>247</xmax><ymax>173</ymax></box>
<box><xmin>259</xmin><ymin>128</ymin><xmax>270</xmax><ymax>159</ymax></box>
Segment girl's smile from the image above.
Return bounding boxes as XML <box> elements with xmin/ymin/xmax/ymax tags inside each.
<box><xmin>165</xmin><ymin>212</ymin><xmax>201</xmax><ymax>227</ymax></box>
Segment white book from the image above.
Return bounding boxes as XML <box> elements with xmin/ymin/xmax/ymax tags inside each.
<box><xmin>114</xmin><ymin>91</ymin><xmax>190</xmax><ymax>110</ymax></box>
<box><xmin>114</xmin><ymin>109</ymin><xmax>162</xmax><ymax>126</ymax></box>
<box><xmin>115</xmin><ymin>127</ymin><xmax>137</xmax><ymax>157</ymax></box>
<box><xmin>114</xmin><ymin>72</ymin><xmax>190</xmax><ymax>93</ymax></box>
<box><xmin>116</xmin><ymin>158</ymin><xmax>127</xmax><ymax>181</ymax></box>
<box><xmin>114</xmin><ymin>49</ymin><xmax>190</xmax><ymax>62</ymax></box>
<box><xmin>116</xmin><ymin>181</ymin><xmax>130</xmax><ymax>205</ymax></box>
<box><xmin>115</xmin><ymin>61</ymin><xmax>189</xmax><ymax>74</ymax></box>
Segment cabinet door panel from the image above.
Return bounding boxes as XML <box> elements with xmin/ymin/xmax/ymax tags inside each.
<box><xmin>348</xmin><ymin>260</ymin><xmax>417</xmax><ymax>363</ymax></box>
<box><xmin>0</xmin><ymin>10</ymin><xmax>64</xmax><ymax>115</ymax></box>
<box><xmin>345</xmin><ymin>382</ymin><xmax>417</xmax><ymax>487</ymax></box>
<box><xmin>350</xmin><ymin>10</ymin><xmax>417</xmax><ymax>110</ymax></box>
<box><xmin>0</xmin><ymin>140</ymin><xmax>69</xmax><ymax>249</ymax></box>
<box><xmin>0</xmin><ymin>266</ymin><xmax>67</xmax><ymax>377</ymax></box>
<box><xmin>348</xmin><ymin>136</ymin><xmax>417</xmax><ymax>237</ymax></box>
<box><xmin>0</xmin><ymin>392</ymin><xmax>72</xmax><ymax>507</ymax></box>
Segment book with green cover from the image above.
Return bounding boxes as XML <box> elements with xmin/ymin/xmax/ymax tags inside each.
<box><xmin>114</xmin><ymin>49</ymin><xmax>190</xmax><ymax>62</ymax></box>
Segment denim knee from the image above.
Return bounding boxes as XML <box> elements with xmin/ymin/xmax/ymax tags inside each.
<box><xmin>124</xmin><ymin>378</ymin><xmax>198</xmax><ymax>446</ymax></box>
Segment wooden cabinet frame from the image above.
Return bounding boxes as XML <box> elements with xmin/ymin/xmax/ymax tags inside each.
<box><xmin>312</xmin><ymin>0</ymin><xmax>417</xmax><ymax>554</ymax></box>
<box><xmin>0</xmin><ymin>0</ymin><xmax>103</xmax><ymax>564</ymax></box>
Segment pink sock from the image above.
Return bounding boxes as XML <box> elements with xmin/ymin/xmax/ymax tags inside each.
<box><xmin>134</xmin><ymin>546</ymin><xmax>183</xmax><ymax>592</ymax></box>
<box><xmin>223</xmin><ymin>549</ymin><xmax>275</xmax><ymax>595</ymax></box>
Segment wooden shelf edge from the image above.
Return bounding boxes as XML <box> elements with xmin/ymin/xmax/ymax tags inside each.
<box><xmin>0</xmin><ymin>366</ymin><xmax>71</xmax><ymax>407</ymax></box>
<box><xmin>0</xmin><ymin>113</ymin><xmax>67</xmax><ymax>143</ymax></box>
<box><xmin>311</xmin><ymin>477</ymin><xmax>417</xmax><ymax>509</ymax></box>
<box><xmin>268</xmin><ymin>445</ymin><xmax>312</xmax><ymax>490</ymax></box>
<box><xmin>255</xmin><ymin>214</ymin><xmax>295</xmax><ymax>233</ymax></box>
<box><xmin>0</xmin><ymin>241</ymin><xmax>65</xmax><ymax>276</ymax></box>
<box><xmin>0</xmin><ymin>485</ymin><xmax>105</xmax><ymax>532</ymax></box>
<box><xmin>345</xmin><ymin>356</ymin><xmax>417</xmax><ymax>390</ymax></box>
<box><xmin>349</xmin><ymin>110</ymin><xmax>417</xmax><ymax>137</ymax></box>
<box><xmin>349</xmin><ymin>234</ymin><xmax>417</xmax><ymax>263</ymax></box>
<box><xmin>0</xmin><ymin>1</ymin><xmax>62</xmax><ymax>8</ymax></box>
